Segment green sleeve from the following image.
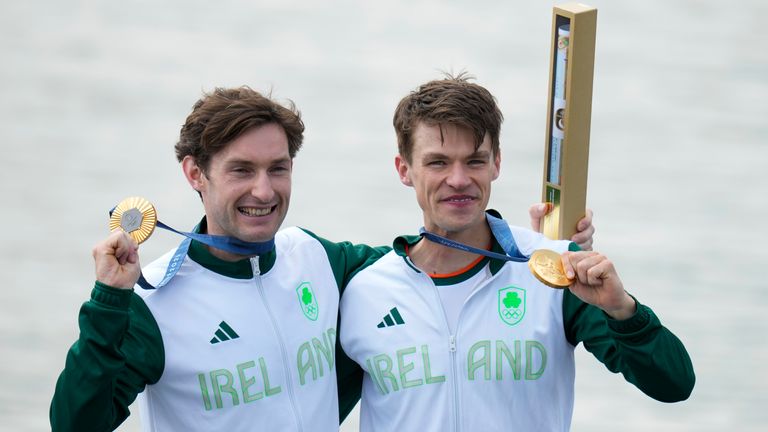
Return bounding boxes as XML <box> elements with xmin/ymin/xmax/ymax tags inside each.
<box><xmin>300</xmin><ymin>228</ymin><xmax>391</xmax><ymax>290</ymax></box>
<box><xmin>50</xmin><ymin>282</ymin><xmax>165</xmax><ymax>432</ymax></box>
<box><xmin>563</xmin><ymin>289</ymin><xmax>695</xmax><ymax>402</ymax></box>
<box><xmin>299</xmin><ymin>228</ymin><xmax>391</xmax><ymax>422</ymax></box>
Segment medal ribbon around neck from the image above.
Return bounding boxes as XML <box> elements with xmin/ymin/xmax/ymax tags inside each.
<box><xmin>419</xmin><ymin>212</ymin><xmax>574</xmax><ymax>289</ymax></box>
<box><xmin>418</xmin><ymin>213</ymin><xmax>530</xmax><ymax>263</ymax></box>
<box><xmin>109</xmin><ymin>196</ymin><xmax>274</xmax><ymax>290</ymax></box>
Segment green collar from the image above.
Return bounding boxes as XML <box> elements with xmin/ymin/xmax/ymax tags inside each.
<box><xmin>393</xmin><ymin>211</ymin><xmax>507</xmax><ymax>285</ymax></box>
<box><xmin>185</xmin><ymin>217</ymin><xmax>277</xmax><ymax>278</ymax></box>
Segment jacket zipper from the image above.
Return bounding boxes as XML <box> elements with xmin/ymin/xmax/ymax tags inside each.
<box><xmin>251</xmin><ymin>257</ymin><xmax>304</xmax><ymax>432</ymax></box>
<box><xmin>426</xmin><ymin>275</ymin><xmax>461</xmax><ymax>432</ymax></box>
<box><xmin>426</xmin><ymin>267</ymin><xmax>496</xmax><ymax>432</ymax></box>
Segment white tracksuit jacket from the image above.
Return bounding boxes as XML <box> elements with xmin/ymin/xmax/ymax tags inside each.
<box><xmin>340</xmin><ymin>225</ymin><xmax>576</xmax><ymax>432</ymax></box>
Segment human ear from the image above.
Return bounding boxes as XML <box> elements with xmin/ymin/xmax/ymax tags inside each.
<box><xmin>182</xmin><ymin>156</ymin><xmax>205</xmax><ymax>192</ymax></box>
<box><xmin>395</xmin><ymin>154</ymin><xmax>413</xmax><ymax>187</ymax></box>
<box><xmin>492</xmin><ymin>150</ymin><xmax>501</xmax><ymax>181</ymax></box>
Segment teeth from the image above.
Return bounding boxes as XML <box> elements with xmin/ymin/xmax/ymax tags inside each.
<box><xmin>239</xmin><ymin>207</ymin><xmax>273</xmax><ymax>216</ymax></box>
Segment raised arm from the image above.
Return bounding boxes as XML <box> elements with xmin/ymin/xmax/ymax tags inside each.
<box><xmin>50</xmin><ymin>232</ymin><xmax>164</xmax><ymax>432</ymax></box>
<box><xmin>561</xmin><ymin>250</ymin><xmax>695</xmax><ymax>402</ymax></box>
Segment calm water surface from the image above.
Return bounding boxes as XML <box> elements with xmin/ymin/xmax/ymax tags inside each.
<box><xmin>0</xmin><ymin>1</ymin><xmax>765</xmax><ymax>431</ymax></box>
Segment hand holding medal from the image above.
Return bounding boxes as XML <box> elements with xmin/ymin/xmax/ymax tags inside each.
<box><xmin>529</xmin><ymin>249</ymin><xmax>634</xmax><ymax>321</ymax></box>
<box><xmin>556</xmin><ymin>250</ymin><xmax>636</xmax><ymax>320</ymax></box>
<box><xmin>92</xmin><ymin>196</ymin><xmax>156</xmax><ymax>290</ymax></box>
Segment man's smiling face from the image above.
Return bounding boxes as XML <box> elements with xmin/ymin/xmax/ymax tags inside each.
<box><xmin>186</xmin><ymin>123</ymin><xmax>293</xmax><ymax>244</ymax></box>
<box><xmin>396</xmin><ymin>122</ymin><xmax>499</xmax><ymax>237</ymax></box>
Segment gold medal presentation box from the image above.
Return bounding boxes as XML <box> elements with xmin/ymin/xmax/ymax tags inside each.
<box><xmin>540</xmin><ymin>3</ymin><xmax>597</xmax><ymax>240</ymax></box>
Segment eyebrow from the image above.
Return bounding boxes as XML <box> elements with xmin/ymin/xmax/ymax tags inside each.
<box><xmin>420</xmin><ymin>150</ymin><xmax>492</xmax><ymax>160</ymax></box>
<box><xmin>467</xmin><ymin>150</ymin><xmax>492</xmax><ymax>159</ymax></box>
<box><xmin>224</xmin><ymin>157</ymin><xmax>291</xmax><ymax>167</ymax></box>
<box><xmin>421</xmin><ymin>152</ymin><xmax>448</xmax><ymax>160</ymax></box>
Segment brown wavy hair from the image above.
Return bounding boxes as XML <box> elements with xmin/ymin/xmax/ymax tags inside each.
<box><xmin>175</xmin><ymin>86</ymin><xmax>304</xmax><ymax>173</ymax></box>
<box><xmin>393</xmin><ymin>72</ymin><xmax>503</xmax><ymax>163</ymax></box>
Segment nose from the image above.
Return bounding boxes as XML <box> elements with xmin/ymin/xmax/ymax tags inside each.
<box><xmin>445</xmin><ymin>163</ymin><xmax>471</xmax><ymax>190</ymax></box>
<box><xmin>250</xmin><ymin>171</ymin><xmax>275</xmax><ymax>202</ymax></box>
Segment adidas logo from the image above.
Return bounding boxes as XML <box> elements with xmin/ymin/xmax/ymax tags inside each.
<box><xmin>377</xmin><ymin>307</ymin><xmax>405</xmax><ymax>328</ymax></box>
<box><xmin>210</xmin><ymin>321</ymin><xmax>240</xmax><ymax>344</ymax></box>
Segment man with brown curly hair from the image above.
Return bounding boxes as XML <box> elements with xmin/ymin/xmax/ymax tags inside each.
<box><xmin>50</xmin><ymin>87</ymin><xmax>391</xmax><ymax>432</ymax></box>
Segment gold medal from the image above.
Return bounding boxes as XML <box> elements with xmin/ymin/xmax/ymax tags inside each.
<box><xmin>109</xmin><ymin>196</ymin><xmax>157</xmax><ymax>244</ymax></box>
<box><xmin>528</xmin><ymin>249</ymin><xmax>573</xmax><ymax>289</ymax></box>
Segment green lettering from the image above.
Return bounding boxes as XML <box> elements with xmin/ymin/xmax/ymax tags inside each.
<box><xmin>198</xmin><ymin>373</ymin><xmax>212</xmax><ymax>411</ymax></box>
<box><xmin>396</xmin><ymin>347</ymin><xmax>423</xmax><ymax>389</ymax></box>
<box><xmin>326</xmin><ymin>328</ymin><xmax>337</xmax><ymax>368</ymax></box>
<box><xmin>366</xmin><ymin>357</ymin><xmax>388</xmax><ymax>395</ymax></box>
<box><xmin>297</xmin><ymin>341</ymin><xmax>318</xmax><ymax>385</ymax></box>
<box><xmin>496</xmin><ymin>340</ymin><xmax>521</xmax><ymax>380</ymax></box>
<box><xmin>237</xmin><ymin>360</ymin><xmax>264</xmax><ymax>403</ymax></box>
<box><xmin>312</xmin><ymin>336</ymin><xmax>333</xmax><ymax>378</ymax></box>
<box><xmin>467</xmin><ymin>340</ymin><xmax>491</xmax><ymax>380</ymax></box>
<box><xmin>421</xmin><ymin>344</ymin><xmax>445</xmax><ymax>384</ymax></box>
<box><xmin>260</xmin><ymin>357</ymin><xmax>281</xmax><ymax>396</ymax></box>
<box><xmin>373</xmin><ymin>353</ymin><xmax>399</xmax><ymax>393</ymax></box>
<box><xmin>210</xmin><ymin>369</ymin><xmax>239</xmax><ymax>408</ymax></box>
<box><xmin>525</xmin><ymin>340</ymin><xmax>547</xmax><ymax>380</ymax></box>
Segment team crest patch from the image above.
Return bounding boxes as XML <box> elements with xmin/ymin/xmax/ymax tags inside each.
<box><xmin>498</xmin><ymin>286</ymin><xmax>526</xmax><ymax>326</ymax></box>
<box><xmin>296</xmin><ymin>282</ymin><xmax>319</xmax><ymax>321</ymax></box>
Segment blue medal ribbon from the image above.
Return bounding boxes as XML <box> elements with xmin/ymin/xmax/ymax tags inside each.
<box><xmin>418</xmin><ymin>213</ymin><xmax>529</xmax><ymax>263</ymax></box>
<box><xmin>154</xmin><ymin>220</ymin><xmax>275</xmax><ymax>256</ymax></box>
<box><xmin>110</xmin><ymin>207</ymin><xmax>274</xmax><ymax>290</ymax></box>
